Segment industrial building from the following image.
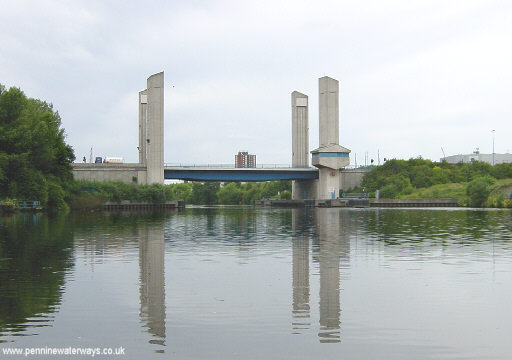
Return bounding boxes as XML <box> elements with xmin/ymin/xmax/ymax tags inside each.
<box><xmin>442</xmin><ymin>150</ymin><xmax>512</xmax><ymax>165</ymax></box>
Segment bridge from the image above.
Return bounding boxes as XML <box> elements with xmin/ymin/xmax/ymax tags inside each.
<box><xmin>163</xmin><ymin>164</ymin><xmax>319</xmax><ymax>182</ymax></box>
<box><xmin>72</xmin><ymin>73</ymin><xmax>366</xmax><ymax>200</ymax></box>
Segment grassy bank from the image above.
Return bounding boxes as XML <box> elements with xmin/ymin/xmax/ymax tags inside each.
<box><xmin>358</xmin><ymin>158</ymin><xmax>512</xmax><ymax>208</ymax></box>
<box><xmin>398</xmin><ymin>179</ymin><xmax>512</xmax><ymax>208</ymax></box>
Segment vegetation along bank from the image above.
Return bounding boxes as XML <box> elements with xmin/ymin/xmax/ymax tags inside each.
<box><xmin>1</xmin><ymin>84</ymin><xmax>510</xmax><ymax>210</ymax></box>
<box><xmin>358</xmin><ymin>158</ymin><xmax>512</xmax><ymax>208</ymax></box>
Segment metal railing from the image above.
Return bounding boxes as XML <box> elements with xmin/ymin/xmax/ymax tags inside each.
<box><xmin>340</xmin><ymin>193</ymin><xmax>369</xmax><ymax>199</ymax></box>
<box><xmin>164</xmin><ymin>163</ymin><xmax>314</xmax><ymax>169</ymax></box>
<box><xmin>16</xmin><ymin>200</ymin><xmax>41</xmax><ymax>209</ymax></box>
<box><xmin>165</xmin><ymin>163</ymin><xmax>372</xmax><ymax>170</ymax></box>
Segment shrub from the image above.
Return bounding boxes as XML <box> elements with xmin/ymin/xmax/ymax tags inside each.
<box><xmin>380</xmin><ymin>175</ymin><xmax>414</xmax><ymax>199</ymax></box>
<box><xmin>47</xmin><ymin>182</ymin><xmax>69</xmax><ymax>212</ymax></box>
<box><xmin>278</xmin><ymin>190</ymin><xmax>292</xmax><ymax>200</ymax></box>
<box><xmin>466</xmin><ymin>176</ymin><xmax>496</xmax><ymax>207</ymax></box>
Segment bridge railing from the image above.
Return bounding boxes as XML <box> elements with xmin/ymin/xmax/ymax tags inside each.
<box><xmin>165</xmin><ymin>163</ymin><xmax>372</xmax><ymax>170</ymax></box>
<box><xmin>164</xmin><ymin>163</ymin><xmax>314</xmax><ymax>169</ymax></box>
<box><xmin>340</xmin><ymin>193</ymin><xmax>369</xmax><ymax>199</ymax></box>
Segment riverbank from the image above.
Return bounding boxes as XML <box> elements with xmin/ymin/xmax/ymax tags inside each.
<box><xmin>256</xmin><ymin>198</ymin><xmax>459</xmax><ymax>208</ymax></box>
<box><xmin>359</xmin><ymin>158</ymin><xmax>512</xmax><ymax>208</ymax></box>
<box><xmin>399</xmin><ymin>178</ymin><xmax>512</xmax><ymax>208</ymax></box>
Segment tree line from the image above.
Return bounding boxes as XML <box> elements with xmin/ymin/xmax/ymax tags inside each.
<box><xmin>68</xmin><ymin>180</ymin><xmax>292</xmax><ymax>209</ymax></box>
<box><xmin>360</xmin><ymin>158</ymin><xmax>512</xmax><ymax>207</ymax></box>
<box><xmin>0</xmin><ymin>85</ymin><xmax>75</xmax><ymax>211</ymax></box>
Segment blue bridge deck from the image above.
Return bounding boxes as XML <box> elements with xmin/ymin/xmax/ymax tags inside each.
<box><xmin>164</xmin><ymin>166</ymin><xmax>319</xmax><ymax>182</ymax></box>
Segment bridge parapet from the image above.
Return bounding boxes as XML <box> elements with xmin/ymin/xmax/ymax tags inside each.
<box><xmin>164</xmin><ymin>163</ymin><xmax>312</xmax><ymax>169</ymax></box>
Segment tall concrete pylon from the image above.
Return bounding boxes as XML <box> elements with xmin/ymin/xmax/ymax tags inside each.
<box><xmin>311</xmin><ymin>76</ymin><xmax>350</xmax><ymax>200</ymax></box>
<box><xmin>139</xmin><ymin>72</ymin><xmax>164</xmax><ymax>184</ymax></box>
<box><xmin>291</xmin><ymin>91</ymin><xmax>315</xmax><ymax>199</ymax></box>
<box><xmin>292</xmin><ymin>91</ymin><xmax>309</xmax><ymax>168</ymax></box>
<box><xmin>319</xmin><ymin>77</ymin><xmax>339</xmax><ymax>147</ymax></box>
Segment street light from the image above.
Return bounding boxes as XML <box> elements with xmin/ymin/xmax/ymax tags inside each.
<box><xmin>492</xmin><ymin>129</ymin><xmax>495</xmax><ymax>165</ymax></box>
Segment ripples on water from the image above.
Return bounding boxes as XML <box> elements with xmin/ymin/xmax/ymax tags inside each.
<box><xmin>0</xmin><ymin>207</ymin><xmax>511</xmax><ymax>359</ymax></box>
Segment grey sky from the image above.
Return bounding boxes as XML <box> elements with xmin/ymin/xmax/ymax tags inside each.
<box><xmin>1</xmin><ymin>0</ymin><xmax>511</xmax><ymax>165</ymax></box>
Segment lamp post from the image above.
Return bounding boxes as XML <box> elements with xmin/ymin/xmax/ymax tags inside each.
<box><xmin>492</xmin><ymin>129</ymin><xmax>495</xmax><ymax>165</ymax></box>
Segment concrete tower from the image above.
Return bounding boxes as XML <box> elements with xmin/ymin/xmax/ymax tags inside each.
<box><xmin>319</xmin><ymin>77</ymin><xmax>339</xmax><ymax>147</ymax></box>
<box><xmin>292</xmin><ymin>91</ymin><xmax>309</xmax><ymax>167</ymax></box>
<box><xmin>292</xmin><ymin>91</ymin><xmax>315</xmax><ymax>199</ymax></box>
<box><xmin>311</xmin><ymin>76</ymin><xmax>350</xmax><ymax>200</ymax></box>
<box><xmin>139</xmin><ymin>72</ymin><xmax>164</xmax><ymax>184</ymax></box>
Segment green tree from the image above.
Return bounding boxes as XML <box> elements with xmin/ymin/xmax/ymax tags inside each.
<box><xmin>466</xmin><ymin>176</ymin><xmax>496</xmax><ymax>207</ymax></box>
<box><xmin>0</xmin><ymin>85</ymin><xmax>75</xmax><ymax>209</ymax></box>
<box><xmin>217</xmin><ymin>183</ymin><xmax>244</xmax><ymax>204</ymax></box>
<box><xmin>190</xmin><ymin>182</ymin><xmax>219</xmax><ymax>204</ymax></box>
<box><xmin>380</xmin><ymin>175</ymin><xmax>414</xmax><ymax>199</ymax></box>
<box><xmin>171</xmin><ymin>183</ymin><xmax>192</xmax><ymax>202</ymax></box>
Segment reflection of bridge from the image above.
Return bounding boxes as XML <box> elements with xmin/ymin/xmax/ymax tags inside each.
<box><xmin>164</xmin><ymin>164</ymin><xmax>319</xmax><ymax>182</ymax></box>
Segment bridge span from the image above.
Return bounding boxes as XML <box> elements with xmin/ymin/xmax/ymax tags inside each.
<box><xmin>164</xmin><ymin>164</ymin><xmax>319</xmax><ymax>182</ymax></box>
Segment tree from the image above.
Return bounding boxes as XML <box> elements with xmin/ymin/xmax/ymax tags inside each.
<box><xmin>0</xmin><ymin>85</ymin><xmax>75</xmax><ymax>208</ymax></box>
<box><xmin>190</xmin><ymin>182</ymin><xmax>219</xmax><ymax>204</ymax></box>
<box><xmin>466</xmin><ymin>176</ymin><xmax>496</xmax><ymax>207</ymax></box>
<box><xmin>217</xmin><ymin>183</ymin><xmax>243</xmax><ymax>204</ymax></box>
<box><xmin>380</xmin><ymin>175</ymin><xmax>414</xmax><ymax>199</ymax></box>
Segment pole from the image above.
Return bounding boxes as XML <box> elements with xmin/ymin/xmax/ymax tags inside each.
<box><xmin>492</xmin><ymin>129</ymin><xmax>495</xmax><ymax>165</ymax></box>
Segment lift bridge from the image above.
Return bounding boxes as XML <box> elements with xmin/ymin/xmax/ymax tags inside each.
<box><xmin>164</xmin><ymin>164</ymin><xmax>319</xmax><ymax>182</ymax></box>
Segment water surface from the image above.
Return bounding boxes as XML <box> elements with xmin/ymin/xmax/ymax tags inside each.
<box><xmin>0</xmin><ymin>207</ymin><xmax>511</xmax><ymax>359</ymax></box>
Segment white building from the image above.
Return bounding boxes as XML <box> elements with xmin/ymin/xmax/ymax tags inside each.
<box><xmin>442</xmin><ymin>149</ymin><xmax>512</xmax><ymax>164</ymax></box>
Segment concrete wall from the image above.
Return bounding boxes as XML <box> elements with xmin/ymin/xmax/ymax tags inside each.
<box><xmin>72</xmin><ymin>163</ymin><xmax>148</xmax><ymax>184</ymax></box>
<box><xmin>317</xmin><ymin>168</ymin><xmax>340</xmax><ymax>199</ymax></box>
<box><xmin>339</xmin><ymin>169</ymin><xmax>368</xmax><ymax>191</ymax></box>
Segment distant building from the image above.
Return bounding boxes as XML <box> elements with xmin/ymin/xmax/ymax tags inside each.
<box><xmin>235</xmin><ymin>151</ymin><xmax>256</xmax><ymax>168</ymax></box>
<box><xmin>442</xmin><ymin>149</ymin><xmax>512</xmax><ymax>165</ymax></box>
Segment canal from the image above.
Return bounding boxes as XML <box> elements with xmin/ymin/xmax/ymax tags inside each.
<box><xmin>0</xmin><ymin>207</ymin><xmax>511</xmax><ymax>359</ymax></box>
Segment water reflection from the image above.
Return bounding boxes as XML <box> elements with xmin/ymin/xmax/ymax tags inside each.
<box><xmin>139</xmin><ymin>222</ymin><xmax>166</xmax><ymax>348</ymax></box>
<box><xmin>291</xmin><ymin>208</ymin><xmax>351</xmax><ymax>343</ymax></box>
<box><xmin>70</xmin><ymin>212</ymin><xmax>168</xmax><ymax>348</ymax></box>
<box><xmin>291</xmin><ymin>209</ymin><xmax>311</xmax><ymax>333</ymax></box>
<box><xmin>0</xmin><ymin>214</ymin><xmax>73</xmax><ymax>340</ymax></box>
<box><xmin>2</xmin><ymin>207</ymin><xmax>512</xmax><ymax>359</ymax></box>
<box><xmin>314</xmin><ymin>209</ymin><xmax>350</xmax><ymax>343</ymax></box>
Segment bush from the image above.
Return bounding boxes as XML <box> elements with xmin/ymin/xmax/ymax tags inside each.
<box><xmin>466</xmin><ymin>176</ymin><xmax>496</xmax><ymax>207</ymax></box>
<box><xmin>379</xmin><ymin>175</ymin><xmax>414</xmax><ymax>199</ymax></box>
<box><xmin>278</xmin><ymin>190</ymin><xmax>292</xmax><ymax>200</ymax></box>
<box><xmin>47</xmin><ymin>182</ymin><xmax>69</xmax><ymax>212</ymax></box>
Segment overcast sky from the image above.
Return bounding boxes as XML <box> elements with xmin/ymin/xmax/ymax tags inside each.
<box><xmin>1</xmin><ymin>0</ymin><xmax>511</xmax><ymax>166</ymax></box>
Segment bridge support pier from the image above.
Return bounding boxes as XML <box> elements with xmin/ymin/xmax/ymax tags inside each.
<box><xmin>292</xmin><ymin>179</ymin><xmax>318</xmax><ymax>200</ymax></box>
<box><xmin>310</xmin><ymin>77</ymin><xmax>350</xmax><ymax>200</ymax></box>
